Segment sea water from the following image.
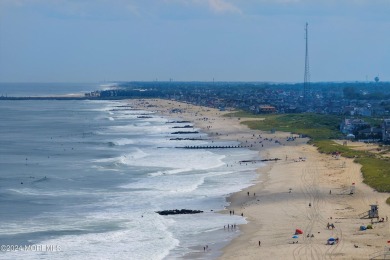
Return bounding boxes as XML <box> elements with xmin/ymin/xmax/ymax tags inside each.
<box><xmin>0</xmin><ymin>91</ymin><xmax>262</xmax><ymax>259</ymax></box>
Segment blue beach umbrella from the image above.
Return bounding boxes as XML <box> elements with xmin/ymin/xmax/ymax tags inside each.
<box><xmin>292</xmin><ymin>235</ymin><xmax>299</xmax><ymax>239</ymax></box>
<box><xmin>328</xmin><ymin>237</ymin><xmax>335</xmax><ymax>241</ymax></box>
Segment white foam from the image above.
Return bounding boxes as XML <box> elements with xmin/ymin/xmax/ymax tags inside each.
<box><xmin>119</xmin><ymin>172</ymin><xmax>207</xmax><ymax>194</ymax></box>
<box><xmin>3</xmin><ymin>220</ymin><xmax>179</xmax><ymax>260</ymax></box>
<box><xmin>111</xmin><ymin>138</ymin><xmax>134</xmax><ymax>146</ymax></box>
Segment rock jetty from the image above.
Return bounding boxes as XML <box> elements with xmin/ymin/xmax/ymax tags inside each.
<box><xmin>171</xmin><ymin>131</ymin><xmax>199</xmax><ymax>134</ymax></box>
<box><xmin>156</xmin><ymin>209</ymin><xmax>203</xmax><ymax>215</ymax></box>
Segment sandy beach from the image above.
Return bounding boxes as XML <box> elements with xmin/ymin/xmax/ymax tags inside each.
<box><xmin>132</xmin><ymin>99</ymin><xmax>390</xmax><ymax>260</ymax></box>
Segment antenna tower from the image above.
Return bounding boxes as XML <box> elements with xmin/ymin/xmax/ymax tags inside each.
<box><xmin>303</xmin><ymin>22</ymin><xmax>310</xmax><ymax>106</ymax></box>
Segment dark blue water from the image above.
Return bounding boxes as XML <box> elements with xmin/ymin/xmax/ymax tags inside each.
<box><xmin>0</xmin><ymin>82</ymin><xmax>100</xmax><ymax>97</ymax></box>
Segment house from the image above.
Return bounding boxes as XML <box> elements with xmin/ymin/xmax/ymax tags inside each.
<box><xmin>382</xmin><ymin>119</ymin><xmax>390</xmax><ymax>142</ymax></box>
<box><xmin>259</xmin><ymin>105</ymin><xmax>276</xmax><ymax>114</ymax></box>
<box><xmin>340</xmin><ymin>119</ymin><xmax>369</xmax><ymax>135</ymax></box>
<box><xmin>357</xmin><ymin>127</ymin><xmax>382</xmax><ymax>140</ymax></box>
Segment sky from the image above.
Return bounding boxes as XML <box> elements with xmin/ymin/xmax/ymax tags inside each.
<box><xmin>0</xmin><ymin>0</ymin><xmax>389</xmax><ymax>83</ymax></box>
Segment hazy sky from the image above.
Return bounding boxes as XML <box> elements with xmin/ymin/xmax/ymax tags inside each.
<box><xmin>0</xmin><ymin>0</ymin><xmax>389</xmax><ymax>83</ymax></box>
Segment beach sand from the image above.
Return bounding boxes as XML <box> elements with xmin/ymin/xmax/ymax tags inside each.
<box><xmin>131</xmin><ymin>99</ymin><xmax>390</xmax><ymax>260</ymax></box>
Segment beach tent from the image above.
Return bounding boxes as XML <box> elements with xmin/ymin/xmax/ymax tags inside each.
<box><xmin>295</xmin><ymin>229</ymin><xmax>303</xmax><ymax>234</ymax></box>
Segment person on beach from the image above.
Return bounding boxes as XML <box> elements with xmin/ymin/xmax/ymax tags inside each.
<box><xmin>247</xmin><ymin>192</ymin><xmax>249</xmax><ymax>196</ymax></box>
<box><xmin>259</xmin><ymin>241</ymin><xmax>261</xmax><ymax>246</ymax></box>
<box><xmin>233</xmin><ymin>210</ymin><xmax>234</xmax><ymax>215</ymax></box>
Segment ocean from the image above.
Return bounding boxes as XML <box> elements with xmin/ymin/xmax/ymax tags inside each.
<box><xmin>0</xmin><ymin>84</ymin><xmax>262</xmax><ymax>259</ymax></box>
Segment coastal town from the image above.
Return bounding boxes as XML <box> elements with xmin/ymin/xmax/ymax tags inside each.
<box><xmin>86</xmin><ymin>80</ymin><xmax>390</xmax><ymax>143</ymax></box>
<box><xmin>3</xmin><ymin>80</ymin><xmax>390</xmax><ymax>142</ymax></box>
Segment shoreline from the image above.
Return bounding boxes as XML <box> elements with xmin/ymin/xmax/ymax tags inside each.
<box><xmin>131</xmin><ymin>98</ymin><xmax>390</xmax><ymax>260</ymax></box>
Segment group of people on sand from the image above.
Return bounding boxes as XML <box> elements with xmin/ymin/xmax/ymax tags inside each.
<box><xmin>326</xmin><ymin>223</ymin><xmax>335</xmax><ymax>229</ymax></box>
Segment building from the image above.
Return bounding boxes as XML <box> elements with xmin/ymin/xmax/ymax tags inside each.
<box><xmin>382</xmin><ymin>119</ymin><xmax>390</xmax><ymax>142</ymax></box>
<box><xmin>258</xmin><ymin>105</ymin><xmax>276</xmax><ymax>114</ymax></box>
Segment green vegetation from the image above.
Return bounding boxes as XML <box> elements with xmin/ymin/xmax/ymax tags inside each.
<box><xmin>228</xmin><ymin>112</ymin><xmax>390</xmax><ymax>204</ymax></box>
<box><xmin>314</xmin><ymin>140</ymin><xmax>365</xmax><ymax>158</ymax></box>
<box><xmin>356</xmin><ymin>157</ymin><xmax>390</xmax><ymax>192</ymax></box>
<box><xmin>240</xmin><ymin>113</ymin><xmax>343</xmax><ymax>141</ymax></box>
<box><xmin>225</xmin><ymin>111</ymin><xmax>258</xmax><ymax>118</ymax></box>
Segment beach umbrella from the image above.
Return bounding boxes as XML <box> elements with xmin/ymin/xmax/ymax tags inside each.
<box><xmin>328</xmin><ymin>237</ymin><xmax>335</xmax><ymax>241</ymax></box>
<box><xmin>292</xmin><ymin>235</ymin><xmax>299</xmax><ymax>239</ymax></box>
<box><xmin>295</xmin><ymin>229</ymin><xmax>303</xmax><ymax>234</ymax></box>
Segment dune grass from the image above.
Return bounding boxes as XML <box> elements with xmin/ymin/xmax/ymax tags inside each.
<box><xmin>240</xmin><ymin>113</ymin><xmax>343</xmax><ymax>141</ymax></box>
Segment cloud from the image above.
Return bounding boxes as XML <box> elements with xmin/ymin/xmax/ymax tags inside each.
<box><xmin>207</xmin><ymin>0</ymin><xmax>242</xmax><ymax>14</ymax></box>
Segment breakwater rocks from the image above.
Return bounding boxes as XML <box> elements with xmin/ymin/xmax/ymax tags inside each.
<box><xmin>137</xmin><ymin>116</ymin><xmax>153</xmax><ymax>118</ymax></box>
<box><xmin>166</xmin><ymin>121</ymin><xmax>191</xmax><ymax>124</ymax></box>
<box><xmin>156</xmin><ymin>209</ymin><xmax>204</xmax><ymax>215</ymax></box>
<box><xmin>169</xmin><ymin>138</ymin><xmax>205</xmax><ymax>141</ymax></box>
<box><xmin>172</xmin><ymin>125</ymin><xmax>193</xmax><ymax>128</ymax></box>
<box><xmin>171</xmin><ymin>131</ymin><xmax>199</xmax><ymax>134</ymax></box>
<box><xmin>239</xmin><ymin>158</ymin><xmax>281</xmax><ymax>163</ymax></box>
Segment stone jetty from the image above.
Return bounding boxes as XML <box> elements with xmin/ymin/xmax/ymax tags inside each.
<box><xmin>156</xmin><ymin>209</ymin><xmax>204</xmax><ymax>215</ymax></box>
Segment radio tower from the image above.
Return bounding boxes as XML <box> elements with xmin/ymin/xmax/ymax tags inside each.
<box><xmin>303</xmin><ymin>22</ymin><xmax>310</xmax><ymax>106</ymax></box>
